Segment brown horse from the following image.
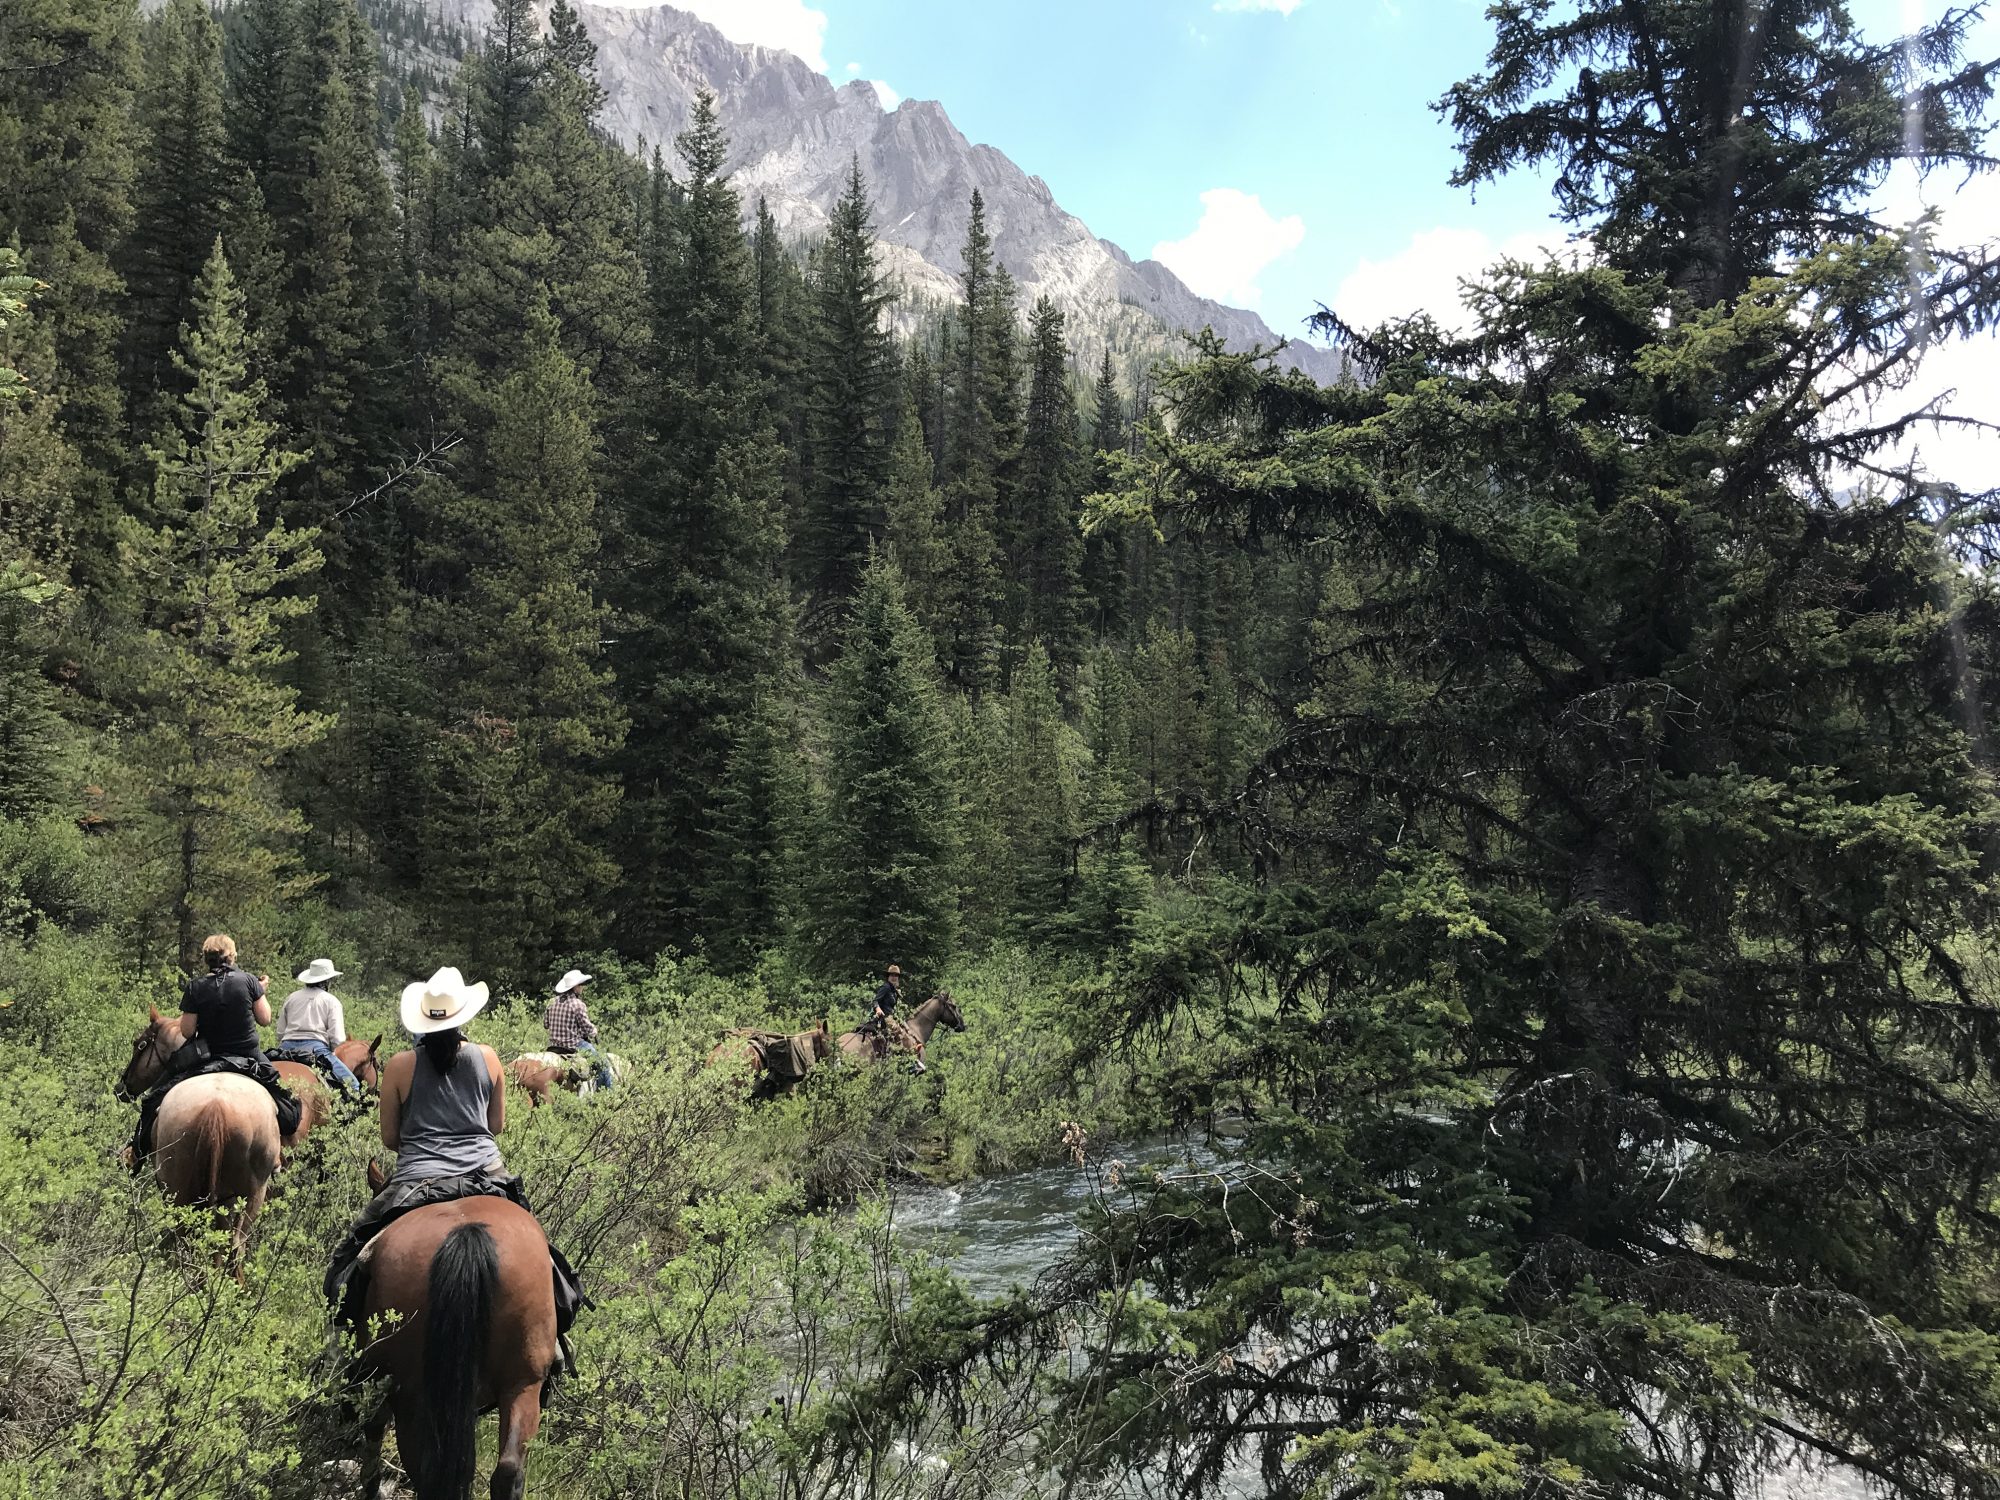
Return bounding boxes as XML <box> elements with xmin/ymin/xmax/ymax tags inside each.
<box><xmin>507</xmin><ymin>1050</ymin><xmax>629</xmax><ymax>1107</ymax></box>
<box><xmin>836</xmin><ymin>990</ymin><xmax>968</xmax><ymax>1070</ymax></box>
<box><xmin>352</xmin><ymin>1195</ymin><xmax>558</xmax><ymax>1500</ymax></box>
<box><xmin>270</xmin><ymin>1060</ymin><xmax>331</xmax><ymax>1154</ymax></box>
<box><xmin>335</xmin><ymin>1034</ymin><xmax>384</xmax><ymax>1091</ymax></box>
<box><xmin>118</xmin><ymin>1006</ymin><xmax>283</xmax><ymax>1276</ymax></box>
<box><xmin>705</xmin><ymin>1020</ymin><xmax>834</xmax><ymax>1096</ymax></box>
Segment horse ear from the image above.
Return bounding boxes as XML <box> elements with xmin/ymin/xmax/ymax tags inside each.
<box><xmin>819</xmin><ymin>1018</ymin><xmax>829</xmax><ymax>1033</ymax></box>
<box><xmin>148</xmin><ymin>1002</ymin><xmax>161</xmax><ymax>1022</ymax></box>
<box><xmin>368</xmin><ymin>1033</ymin><xmax>382</xmax><ymax>1056</ymax></box>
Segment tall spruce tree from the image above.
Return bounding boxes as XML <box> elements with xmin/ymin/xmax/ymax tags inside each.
<box><xmin>702</xmin><ymin>688</ymin><xmax>808</xmax><ymax>973</ymax></box>
<box><xmin>883</xmin><ymin>379</ymin><xmax>949</xmax><ymax>652</ymax></box>
<box><xmin>937</xmin><ymin>191</ymin><xmax>1007</xmax><ymax>693</ymax></box>
<box><xmin>1081</xmin><ymin>348</ymin><xmax>1129</xmax><ymax>641</ymax></box>
<box><xmin>615</xmin><ymin>93</ymin><xmax>786</xmax><ymax>951</ymax></box>
<box><xmin>116</xmin><ymin>243</ymin><xmax>327</xmax><ymax>969</ymax></box>
<box><xmin>1000</xmin><ymin>641</ymin><xmax>1080</xmax><ymax>941</ymax></box>
<box><xmin>1011</xmin><ymin>295</ymin><xmax>1085</xmax><ymax>675</ymax></box>
<box><xmin>1003</xmin><ymin>5</ymin><xmax>2000</xmax><ymax>1494</ymax></box>
<box><xmin>804</xmin><ymin>554</ymin><xmax>958</xmax><ymax>981</ymax></box>
<box><xmin>0</xmin><ymin>0</ymin><xmax>135</xmax><ymax>586</ymax></box>
<box><xmin>802</xmin><ymin>158</ymin><xmax>896</xmax><ymax>611</ymax></box>
<box><xmin>120</xmin><ymin>0</ymin><xmax>229</xmax><ymax>436</ymax></box>
<box><xmin>415</xmin><ymin>305</ymin><xmax>624</xmax><ymax>984</ymax></box>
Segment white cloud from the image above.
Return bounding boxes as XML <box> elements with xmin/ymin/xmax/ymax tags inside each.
<box><xmin>1213</xmin><ymin>0</ymin><xmax>1305</xmax><ymax>13</ymax></box>
<box><xmin>1331</xmin><ymin>225</ymin><xmax>1557</xmax><ymax>334</ymax></box>
<box><xmin>672</xmin><ymin>0</ymin><xmax>828</xmax><ymax>72</ymax></box>
<box><xmin>869</xmin><ymin>79</ymin><xmax>902</xmax><ymax>110</ymax></box>
<box><xmin>844</xmin><ymin>60</ymin><xmax>860</xmax><ymax>74</ymax></box>
<box><xmin>1152</xmin><ymin>188</ymin><xmax>1306</xmax><ymax>309</ymax></box>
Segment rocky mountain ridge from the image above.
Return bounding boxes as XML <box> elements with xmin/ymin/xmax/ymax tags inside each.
<box><xmin>378</xmin><ymin>0</ymin><xmax>1347</xmax><ymax>383</ymax></box>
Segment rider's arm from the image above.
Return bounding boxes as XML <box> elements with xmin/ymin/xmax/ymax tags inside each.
<box><xmin>483</xmin><ymin>1046</ymin><xmax>506</xmax><ymax>1136</ymax></box>
<box><xmin>379</xmin><ymin>1051</ymin><xmax>411</xmax><ymax>1150</ymax></box>
<box><xmin>253</xmin><ymin>994</ymin><xmax>273</xmax><ymax>1027</ymax></box>
<box><xmin>178</xmin><ymin>1011</ymin><xmax>199</xmax><ymax>1039</ymax></box>
<box><xmin>328</xmin><ymin>999</ymin><xmax>346</xmax><ymax>1047</ymax></box>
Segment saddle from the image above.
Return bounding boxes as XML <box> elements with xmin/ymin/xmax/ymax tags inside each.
<box><xmin>745</xmin><ymin>1030</ymin><xmax>818</xmax><ymax>1084</ymax></box>
<box><xmin>130</xmin><ymin>1046</ymin><xmax>303</xmax><ymax>1169</ymax></box>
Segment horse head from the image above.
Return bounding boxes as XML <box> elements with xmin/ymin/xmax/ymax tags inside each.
<box><xmin>810</xmin><ymin>1018</ymin><xmax>833</xmax><ymax>1062</ymax></box>
<box><xmin>934</xmin><ymin>990</ymin><xmax>968</xmax><ymax>1033</ymax></box>
<box><xmin>342</xmin><ymin>1034</ymin><xmax>384</xmax><ymax>1091</ymax></box>
<box><xmin>117</xmin><ymin>1004</ymin><xmax>185</xmax><ymax>1101</ymax></box>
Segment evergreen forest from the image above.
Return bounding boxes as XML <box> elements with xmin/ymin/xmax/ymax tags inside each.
<box><xmin>4</xmin><ymin>0</ymin><xmax>2000</xmax><ymax>1494</ymax></box>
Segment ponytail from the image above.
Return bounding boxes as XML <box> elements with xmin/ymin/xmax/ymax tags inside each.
<box><xmin>421</xmin><ymin>1028</ymin><xmax>464</xmax><ymax>1073</ymax></box>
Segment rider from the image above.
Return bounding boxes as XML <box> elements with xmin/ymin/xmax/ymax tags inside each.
<box><xmin>864</xmin><ymin>964</ymin><xmax>902</xmax><ymax>1060</ymax></box>
<box><xmin>544</xmin><ymin>969</ymin><xmax>612</xmax><ymax>1092</ymax></box>
<box><xmin>273</xmin><ymin>958</ymin><xmax>363</xmax><ymax>1097</ymax></box>
<box><xmin>129</xmin><ymin>933</ymin><xmax>299</xmax><ymax>1167</ymax></box>
<box><xmin>324</xmin><ymin>966</ymin><xmax>585</xmax><ymax>1372</ymax></box>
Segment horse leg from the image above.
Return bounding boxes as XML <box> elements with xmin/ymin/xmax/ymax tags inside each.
<box><xmin>358</xmin><ymin>1394</ymin><xmax>391</xmax><ymax>1500</ymax></box>
<box><xmin>490</xmin><ymin>1383</ymin><xmax>542</xmax><ymax>1500</ymax></box>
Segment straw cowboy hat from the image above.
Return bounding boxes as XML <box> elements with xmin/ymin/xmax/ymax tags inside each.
<box><xmin>295</xmin><ymin>957</ymin><xmax>343</xmax><ymax>986</ymax></box>
<box><xmin>400</xmin><ymin>967</ymin><xmax>491</xmax><ymax>1035</ymax></box>
<box><xmin>554</xmin><ymin>969</ymin><xmax>592</xmax><ymax>995</ymax></box>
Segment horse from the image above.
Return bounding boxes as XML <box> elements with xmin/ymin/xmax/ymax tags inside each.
<box><xmin>270</xmin><ymin>1059</ymin><xmax>332</xmax><ymax>1155</ymax></box>
<box><xmin>334</xmin><ymin>1034</ymin><xmax>384</xmax><ymax>1092</ymax></box>
<box><xmin>117</xmin><ymin>1006</ymin><xmax>283</xmax><ymax>1277</ymax></box>
<box><xmin>508</xmin><ymin>1050</ymin><xmax>629</xmax><ymax>1107</ymax></box>
<box><xmin>705</xmin><ymin>1020</ymin><xmax>834</xmax><ymax>1097</ymax></box>
<box><xmin>836</xmin><ymin>990</ymin><xmax>968</xmax><ymax>1070</ymax></box>
<box><xmin>351</xmin><ymin>1192</ymin><xmax>559</xmax><ymax>1500</ymax></box>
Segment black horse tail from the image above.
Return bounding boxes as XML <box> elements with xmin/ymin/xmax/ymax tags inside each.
<box><xmin>417</xmin><ymin>1221</ymin><xmax>495</xmax><ymax>1500</ymax></box>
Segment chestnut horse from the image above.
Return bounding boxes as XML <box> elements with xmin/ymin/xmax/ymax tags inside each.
<box><xmin>836</xmin><ymin>990</ymin><xmax>968</xmax><ymax>1070</ymax></box>
<box><xmin>118</xmin><ymin>1006</ymin><xmax>284</xmax><ymax>1275</ymax></box>
<box><xmin>507</xmin><ymin>1051</ymin><xmax>628</xmax><ymax>1107</ymax></box>
<box><xmin>334</xmin><ymin>1034</ymin><xmax>384</xmax><ymax>1091</ymax></box>
<box><xmin>704</xmin><ymin>1020</ymin><xmax>834</xmax><ymax>1096</ymax></box>
<box><xmin>352</xmin><ymin>1196</ymin><xmax>558</xmax><ymax>1500</ymax></box>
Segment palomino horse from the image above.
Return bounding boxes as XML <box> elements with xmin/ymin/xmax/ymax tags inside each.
<box><xmin>836</xmin><ymin>991</ymin><xmax>968</xmax><ymax>1070</ymax></box>
<box><xmin>705</xmin><ymin>1020</ymin><xmax>834</xmax><ymax>1096</ymax></box>
<box><xmin>118</xmin><ymin>1006</ymin><xmax>284</xmax><ymax>1275</ymax></box>
<box><xmin>352</xmin><ymin>1193</ymin><xmax>558</xmax><ymax>1500</ymax></box>
<box><xmin>334</xmin><ymin>1034</ymin><xmax>384</xmax><ymax>1092</ymax></box>
<box><xmin>508</xmin><ymin>1050</ymin><xmax>629</xmax><ymax>1107</ymax></box>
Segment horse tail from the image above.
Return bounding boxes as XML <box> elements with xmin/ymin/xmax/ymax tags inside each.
<box><xmin>195</xmin><ymin>1101</ymin><xmax>231</xmax><ymax>1206</ymax></box>
<box><xmin>417</xmin><ymin>1222</ymin><xmax>495</xmax><ymax>1500</ymax></box>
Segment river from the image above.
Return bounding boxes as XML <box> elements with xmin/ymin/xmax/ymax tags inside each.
<box><xmin>884</xmin><ymin>1137</ymin><xmax>1869</xmax><ymax>1500</ymax></box>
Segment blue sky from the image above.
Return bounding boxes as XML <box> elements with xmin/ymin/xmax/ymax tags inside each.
<box><xmin>676</xmin><ymin>0</ymin><xmax>1995</xmax><ymax>483</ymax></box>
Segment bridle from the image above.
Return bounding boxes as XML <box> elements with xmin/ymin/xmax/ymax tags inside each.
<box><xmin>119</xmin><ymin>1019</ymin><xmax>182</xmax><ymax>1100</ymax></box>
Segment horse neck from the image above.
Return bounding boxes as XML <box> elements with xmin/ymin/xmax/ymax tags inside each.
<box><xmin>907</xmin><ymin>999</ymin><xmax>941</xmax><ymax>1042</ymax></box>
<box><xmin>134</xmin><ymin>1023</ymin><xmax>187</xmax><ymax>1090</ymax></box>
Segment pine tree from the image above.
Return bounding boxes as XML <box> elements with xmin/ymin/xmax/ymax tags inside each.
<box><xmin>1067</xmin><ymin>649</ymin><xmax>1149</xmax><ymax>952</ymax></box>
<box><xmin>1000</xmin><ymin>642</ymin><xmax>1080</xmax><ymax>940</ymax></box>
<box><xmin>804</xmin><ymin>554</ymin><xmax>957</xmax><ymax>980</ymax></box>
<box><xmin>1081</xmin><ymin>348</ymin><xmax>1129</xmax><ymax>641</ymax></box>
<box><xmin>0</xmin><ymin>0</ymin><xmax>136</xmax><ymax>586</ymax></box>
<box><xmin>414</xmin><ymin>304</ymin><xmax>624</xmax><ymax>984</ymax></box>
<box><xmin>937</xmin><ymin>192</ymin><xmax>1006</xmax><ymax>692</ymax></box>
<box><xmin>121</xmin><ymin>0</ymin><xmax>229</xmax><ymax>434</ymax></box>
<box><xmin>802</xmin><ymin>157</ymin><xmax>896</xmax><ymax>609</ymax></box>
<box><xmin>1015</xmin><ymin>6</ymin><xmax>2000</xmax><ymax>1492</ymax></box>
<box><xmin>751</xmin><ymin>196</ymin><xmax>811</xmax><ymax>582</ymax></box>
<box><xmin>115</xmin><ymin>243</ymin><xmax>328</xmax><ymax>969</ymax></box>
<box><xmin>702</xmin><ymin>688</ymin><xmax>809</xmax><ymax>972</ymax></box>
<box><xmin>883</xmin><ymin>379</ymin><xmax>948</xmax><ymax>651</ymax></box>
<box><xmin>615</xmin><ymin>93</ymin><xmax>786</xmax><ymax>951</ymax></box>
<box><xmin>1011</xmin><ymin>296</ymin><xmax>1085</xmax><ymax>675</ymax></box>
<box><xmin>0</xmin><ymin>251</ymin><xmax>78</xmax><ymax>823</ymax></box>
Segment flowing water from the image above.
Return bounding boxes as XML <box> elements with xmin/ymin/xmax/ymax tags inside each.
<box><xmin>884</xmin><ymin>1134</ymin><xmax>1869</xmax><ymax>1500</ymax></box>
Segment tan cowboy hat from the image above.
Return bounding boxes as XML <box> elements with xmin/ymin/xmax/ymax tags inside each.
<box><xmin>295</xmin><ymin>957</ymin><xmax>343</xmax><ymax>985</ymax></box>
<box><xmin>886</xmin><ymin>964</ymin><xmax>902</xmax><ymax>977</ymax></box>
<box><xmin>400</xmin><ymin>966</ymin><xmax>491</xmax><ymax>1035</ymax></box>
<box><xmin>554</xmin><ymin>968</ymin><xmax>592</xmax><ymax>994</ymax></box>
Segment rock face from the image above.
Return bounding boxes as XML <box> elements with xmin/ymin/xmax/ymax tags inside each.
<box><xmin>383</xmin><ymin>0</ymin><xmax>1347</xmax><ymax>383</ymax></box>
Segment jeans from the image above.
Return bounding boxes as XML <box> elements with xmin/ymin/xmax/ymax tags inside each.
<box><xmin>281</xmin><ymin>1037</ymin><xmax>362</xmax><ymax>1094</ymax></box>
<box><xmin>576</xmin><ymin>1041</ymin><xmax>614</xmax><ymax>1091</ymax></box>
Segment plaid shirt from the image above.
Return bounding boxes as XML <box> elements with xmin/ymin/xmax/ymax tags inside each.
<box><xmin>544</xmin><ymin>993</ymin><xmax>598</xmax><ymax>1052</ymax></box>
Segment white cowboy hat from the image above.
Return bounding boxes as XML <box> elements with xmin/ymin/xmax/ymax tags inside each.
<box><xmin>554</xmin><ymin>968</ymin><xmax>592</xmax><ymax>995</ymax></box>
<box><xmin>295</xmin><ymin>957</ymin><xmax>343</xmax><ymax>985</ymax></box>
<box><xmin>400</xmin><ymin>966</ymin><xmax>491</xmax><ymax>1035</ymax></box>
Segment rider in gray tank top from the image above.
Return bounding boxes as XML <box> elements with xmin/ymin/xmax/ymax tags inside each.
<box><xmin>390</xmin><ymin>1043</ymin><xmax>502</xmax><ymax>1181</ymax></box>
